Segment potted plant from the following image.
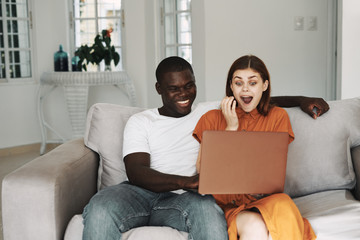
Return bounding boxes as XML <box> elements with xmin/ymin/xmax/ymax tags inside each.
<box><xmin>75</xmin><ymin>28</ymin><xmax>120</xmax><ymax>71</ymax></box>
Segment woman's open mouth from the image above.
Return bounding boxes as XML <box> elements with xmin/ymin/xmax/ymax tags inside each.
<box><xmin>241</xmin><ymin>96</ymin><xmax>253</xmax><ymax>104</ymax></box>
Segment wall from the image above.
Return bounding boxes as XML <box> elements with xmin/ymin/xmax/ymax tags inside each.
<box><xmin>338</xmin><ymin>0</ymin><xmax>360</xmax><ymax>99</ymax></box>
<box><xmin>0</xmin><ymin>0</ymin><xmax>70</xmax><ymax>149</ymax></box>
<box><xmin>201</xmin><ymin>0</ymin><xmax>335</xmax><ymax>102</ymax></box>
<box><xmin>0</xmin><ymin>0</ymin><xmax>359</xmax><ymax>149</ymax></box>
<box><xmin>0</xmin><ymin>83</ymin><xmax>40</xmax><ymax>148</ymax></box>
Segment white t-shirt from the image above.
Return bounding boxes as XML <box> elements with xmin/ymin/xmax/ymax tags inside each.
<box><xmin>123</xmin><ymin>102</ymin><xmax>219</xmax><ymax>177</ymax></box>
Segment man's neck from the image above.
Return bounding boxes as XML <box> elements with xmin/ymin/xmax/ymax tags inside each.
<box><xmin>158</xmin><ymin>106</ymin><xmax>191</xmax><ymax>118</ymax></box>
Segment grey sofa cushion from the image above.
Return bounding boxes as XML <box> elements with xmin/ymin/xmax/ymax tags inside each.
<box><xmin>84</xmin><ymin>103</ymin><xmax>144</xmax><ymax>189</ymax></box>
<box><xmin>284</xmin><ymin>97</ymin><xmax>360</xmax><ymax>197</ymax></box>
<box><xmin>84</xmin><ymin>98</ymin><xmax>360</xmax><ymax>197</ymax></box>
<box><xmin>84</xmin><ymin>102</ymin><xmax>219</xmax><ymax>190</ymax></box>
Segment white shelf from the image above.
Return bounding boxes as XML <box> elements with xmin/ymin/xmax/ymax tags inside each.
<box><xmin>38</xmin><ymin>71</ymin><xmax>137</xmax><ymax>154</ymax></box>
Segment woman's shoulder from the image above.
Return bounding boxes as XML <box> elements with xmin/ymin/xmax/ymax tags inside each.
<box><xmin>268</xmin><ymin>106</ymin><xmax>289</xmax><ymax>118</ymax></box>
<box><xmin>197</xmin><ymin>109</ymin><xmax>223</xmax><ymax>126</ymax></box>
<box><xmin>205</xmin><ymin>108</ymin><xmax>222</xmax><ymax>115</ymax></box>
<box><xmin>201</xmin><ymin>108</ymin><xmax>222</xmax><ymax>118</ymax></box>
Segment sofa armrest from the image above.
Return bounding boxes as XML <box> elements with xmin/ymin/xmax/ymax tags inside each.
<box><xmin>352</xmin><ymin>145</ymin><xmax>360</xmax><ymax>200</ymax></box>
<box><xmin>2</xmin><ymin>138</ymin><xmax>99</xmax><ymax>240</ymax></box>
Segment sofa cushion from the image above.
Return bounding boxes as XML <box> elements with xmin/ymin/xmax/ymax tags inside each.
<box><xmin>352</xmin><ymin>145</ymin><xmax>360</xmax><ymax>199</ymax></box>
<box><xmin>84</xmin><ymin>98</ymin><xmax>360</xmax><ymax>196</ymax></box>
<box><xmin>293</xmin><ymin>190</ymin><xmax>360</xmax><ymax>239</ymax></box>
<box><xmin>84</xmin><ymin>103</ymin><xmax>144</xmax><ymax>189</ymax></box>
<box><xmin>64</xmin><ymin>214</ymin><xmax>188</xmax><ymax>240</ymax></box>
<box><xmin>284</xmin><ymin>97</ymin><xmax>360</xmax><ymax>197</ymax></box>
<box><xmin>84</xmin><ymin>102</ymin><xmax>220</xmax><ymax>190</ymax></box>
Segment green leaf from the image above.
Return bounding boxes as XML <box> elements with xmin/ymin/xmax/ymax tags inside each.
<box><xmin>113</xmin><ymin>52</ymin><xmax>120</xmax><ymax>66</ymax></box>
<box><xmin>74</xmin><ymin>30</ymin><xmax>120</xmax><ymax>71</ymax></box>
<box><xmin>101</xmin><ymin>29</ymin><xmax>108</xmax><ymax>38</ymax></box>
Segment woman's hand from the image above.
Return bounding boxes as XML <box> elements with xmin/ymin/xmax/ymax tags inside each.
<box><xmin>221</xmin><ymin>96</ymin><xmax>238</xmax><ymax>131</ymax></box>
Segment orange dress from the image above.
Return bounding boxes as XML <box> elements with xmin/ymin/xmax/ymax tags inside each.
<box><xmin>193</xmin><ymin>106</ymin><xmax>316</xmax><ymax>240</ymax></box>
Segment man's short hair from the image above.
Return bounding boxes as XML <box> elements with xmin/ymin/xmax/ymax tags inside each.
<box><xmin>155</xmin><ymin>56</ymin><xmax>194</xmax><ymax>83</ymax></box>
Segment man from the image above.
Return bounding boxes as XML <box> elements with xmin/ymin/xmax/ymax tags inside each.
<box><xmin>82</xmin><ymin>56</ymin><xmax>329</xmax><ymax>240</ymax></box>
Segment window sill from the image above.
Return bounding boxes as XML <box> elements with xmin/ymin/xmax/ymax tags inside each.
<box><xmin>0</xmin><ymin>79</ymin><xmax>37</xmax><ymax>86</ymax></box>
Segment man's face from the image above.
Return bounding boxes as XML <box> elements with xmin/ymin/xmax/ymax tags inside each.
<box><xmin>156</xmin><ymin>69</ymin><xmax>197</xmax><ymax>118</ymax></box>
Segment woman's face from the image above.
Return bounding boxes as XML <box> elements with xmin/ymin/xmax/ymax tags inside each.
<box><xmin>230</xmin><ymin>68</ymin><xmax>269</xmax><ymax>113</ymax></box>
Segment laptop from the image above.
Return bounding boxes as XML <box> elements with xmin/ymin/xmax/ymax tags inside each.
<box><xmin>198</xmin><ymin>130</ymin><xmax>289</xmax><ymax>195</ymax></box>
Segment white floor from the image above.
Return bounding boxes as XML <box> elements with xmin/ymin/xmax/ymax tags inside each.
<box><xmin>0</xmin><ymin>150</ymin><xmax>42</xmax><ymax>240</ymax></box>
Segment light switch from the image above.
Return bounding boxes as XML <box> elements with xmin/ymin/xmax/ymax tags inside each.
<box><xmin>308</xmin><ymin>16</ymin><xmax>317</xmax><ymax>31</ymax></box>
<box><xmin>294</xmin><ymin>16</ymin><xmax>304</xmax><ymax>31</ymax></box>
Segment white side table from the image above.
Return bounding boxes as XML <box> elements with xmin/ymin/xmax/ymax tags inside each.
<box><xmin>37</xmin><ymin>71</ymin><xmax>137</xmax><ymax>154</ymax></box>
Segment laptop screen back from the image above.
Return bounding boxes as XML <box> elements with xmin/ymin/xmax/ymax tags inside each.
<box><xmin>198</xmin><ymin>130</ymin><xmax>289</xmax><ymax>195</ymax></box>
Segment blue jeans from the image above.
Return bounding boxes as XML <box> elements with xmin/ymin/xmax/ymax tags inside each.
<box><xmin>82</xmin><ymin>182</ymin><xmax>228</xmax><ymax>240</ymax></box>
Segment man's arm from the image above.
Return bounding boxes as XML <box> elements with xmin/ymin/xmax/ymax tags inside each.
<box><xmin>124</xmin><ymin>152</ymin><xmax>198</xmax><ymax>193</ymax></box>
<box><xmin>270</xmin><ymin>96</ymin><xmax>330</xmax><ymax>119</ymax></box>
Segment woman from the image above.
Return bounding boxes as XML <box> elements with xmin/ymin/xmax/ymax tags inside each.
<box><xmin>193</xmin><ymin>55</ymin><xmax>316</xmax><ymax>240</ymax></box>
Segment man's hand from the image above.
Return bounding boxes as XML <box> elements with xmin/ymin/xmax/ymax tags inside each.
<box><xmin>299</xmin><ymin>97</ymin><xmax>330</xmax><ymax>119</ymax></box>
<box><xmin>124</xmin><ymin>152</ymin><xmax>199</xmax><ymax>192</ymax></box>
<box><xmin>183</xmin><ymin>174</ymin><xmax>199</xmax><ymax>190</ymax></box>
<box><xmin>270</xmin><ymin>96</ymin><xmax>330</xmax><ymax>119</ymax></box>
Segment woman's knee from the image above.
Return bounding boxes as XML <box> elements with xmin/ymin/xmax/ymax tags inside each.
<box><xmin>236</xmin><ymin>211</ymin><xmax>268</xmax><ymax>238</ymax></box>
<box><xmin>236</xmin><ymin>211</ymin><xmax>266</xmax><ymax>228</ymax></box>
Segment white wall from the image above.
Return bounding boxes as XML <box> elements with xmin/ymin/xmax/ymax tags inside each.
<box><xmin>191</xmin><ymin>0</ymin><xmax>206</xmax><ymax>105</ymax></box>
<box><xmin>0</xmin><ymin>0</ymin><xmax>70</xmax><ymax>149</ymax></box>
<box><xmin>0</xmin><ymin>84</ymin><xmax>40</xmax><ymax>148</ymax></box>
<box><xmin>201</xmin><ymin>0</ymin><xmax>335</xmax><ymax>102</ymax></box>
<box><xmin>338</xmin><ymin>0</ymin><xmax>360</xmax><ymax>99</ymax></box>
<box><xmin>0</xmin><ymin>0</ymin><xmax>359</xmax><ymax>149</ymax></box>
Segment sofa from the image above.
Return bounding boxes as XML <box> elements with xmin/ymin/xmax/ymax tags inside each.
<box><xmin>2</xmin><ymin>97</ymin><xmax>360</xmax><ymax>240</ymax></box>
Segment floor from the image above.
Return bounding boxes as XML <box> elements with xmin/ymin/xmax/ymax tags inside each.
<box><xmin>0</xmin><ymin>148</ymin><xmax>49</xmax><ymax>240</ymax></box>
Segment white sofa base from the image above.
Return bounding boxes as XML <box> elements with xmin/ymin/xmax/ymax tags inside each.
<box><xmin>64</xmin><ymin>189</ymin><xmax>360</xmax><ymax>240</ymax></box>
<box><xmin>64</xmin><ymin>215</ymin><xmax>188</xmax><ymax>240</ymax></box>
<box><xmin>294</xmin><ymin>190</ymin><xmax>360</xmax><ymax>239</ymax></box>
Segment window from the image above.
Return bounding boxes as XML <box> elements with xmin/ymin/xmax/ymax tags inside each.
<box><xmin>0</xmin><ymin>0</ymin><xmax>32</xmax><ymax>82</ymax></box>
<box><xmin>161</xmin><ymin>0</ymin><xmax>192</xmax><ymax>63</ymax></box>
<box><xmin>70</xmin><ymin>0</ymin><xmax>124</xmax><ymax>71</ymax></box>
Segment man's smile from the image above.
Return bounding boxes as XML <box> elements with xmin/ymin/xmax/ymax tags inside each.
<box><xmin>177</xmin><ymin>99</ymin><xmax>190</xmax><ymax>106</ymax></box>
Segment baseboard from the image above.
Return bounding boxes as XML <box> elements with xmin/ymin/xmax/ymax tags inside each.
<box><xmin>0</xmin><ymin>143</ymin><xmax>60</xmax><ymax>158</ymax></box>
